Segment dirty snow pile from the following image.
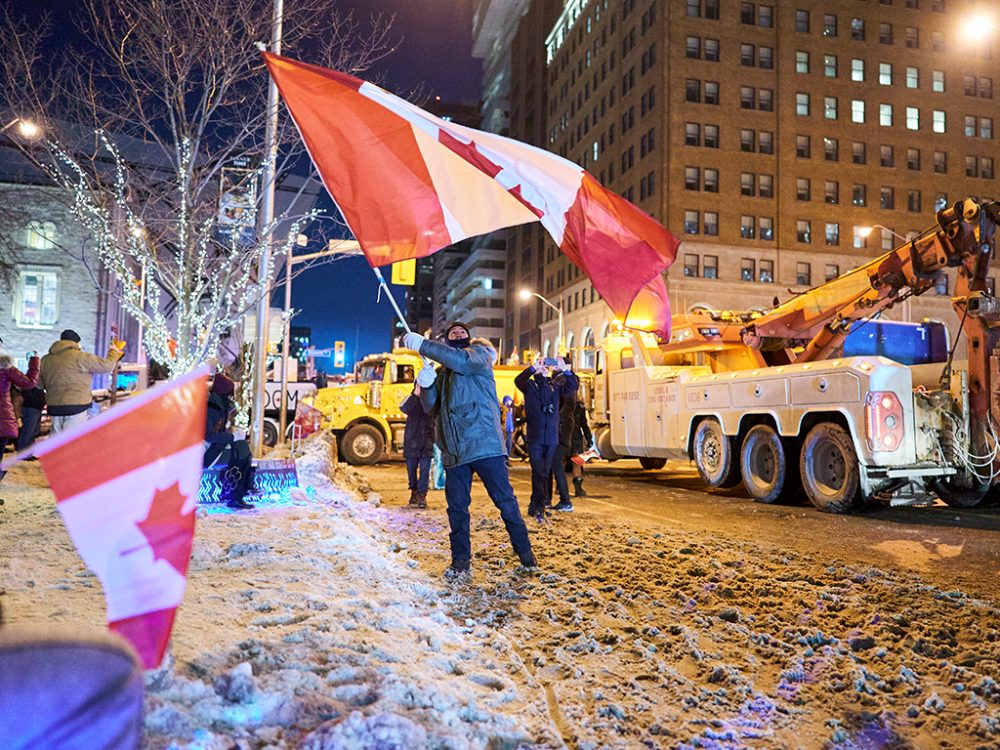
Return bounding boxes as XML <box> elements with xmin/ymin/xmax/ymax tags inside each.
<box><xmin>378</xmin><ymin>473</ymin><xmax>1000</xmax><ymax>750</ymax></box>
<box><xmin>0</xmin><ymin>436</ymin><xmax>554</xmax><ymax>749</ymax></box>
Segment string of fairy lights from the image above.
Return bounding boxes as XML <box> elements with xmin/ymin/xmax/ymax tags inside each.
<box><xmin>45</xmin><ymin>131</ymin><xmax>318</xmax><ymax>376</ymax></box>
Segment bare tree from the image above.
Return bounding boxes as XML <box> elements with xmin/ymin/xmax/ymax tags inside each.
<box><xmin>0</xmin><ymin>0</ymin><xmax>395</xmax><ymax>373</ymax></box>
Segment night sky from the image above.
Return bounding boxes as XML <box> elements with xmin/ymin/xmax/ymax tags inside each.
<box><xmin>286</xmin><ymin>0</ymin><xmax>482</xmax><ymax>374</ymax></box>
<box><xmin>7</xmin><ymin>0</ymin><xmax>483</xmax><ymax>374</ymax></box>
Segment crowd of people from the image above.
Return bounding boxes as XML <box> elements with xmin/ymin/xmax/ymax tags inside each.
<box><xmin>0</xmin><ymin>330</ymin><xmax>125</xmax><ymax>483</ymax></box>
<box><xmin>2</xmin><ymin>321</ymin><xmax>597</xmax><ymax>569</ymax></box>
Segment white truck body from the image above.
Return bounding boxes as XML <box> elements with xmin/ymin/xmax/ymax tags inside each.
<box><xmin>592</xmin><ymin>333</ymin><xmax>960</xmax><ymax>504</ymax></box>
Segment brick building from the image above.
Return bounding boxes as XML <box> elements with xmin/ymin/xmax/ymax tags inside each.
<box><xmin>508</xmin><ymin>0</ymin><xmax>999</xmax><ymax>362</ymax></box>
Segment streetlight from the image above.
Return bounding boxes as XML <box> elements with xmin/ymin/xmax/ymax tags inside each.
<box><xmin>250</xmin><ymin>0</ymin><xmax>284</xmax><ymax>458</ymax></box>
<box><xmin>859</xmin><ymin>224</ymin><xmax>914</xmax><ymax>321</ymax></box>
<box><xmin>275</xmin><ymin>238</ymin><xmax>362</xmax><ymax>440</ymax></box>
<box><xmin>519</xmin><ymin>288</ymin><xmax>564</xmax><ymax>356</ymax></box>
<box><xmin>959</xmin><ymin>13</ymin><xmax>999</xmax><ymax>42</ymax></box>
<box><xmin>1</xmin><ymin>117</ymin><xmax>41</xmax><ymax>140</ymax></box>
<box><xmin>859</xmin><ymin>224</ymin><xmax>912</xmax><ymax>246</ymax></box>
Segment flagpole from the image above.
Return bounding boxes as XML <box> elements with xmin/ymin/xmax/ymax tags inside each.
<box><xmin>250</xmin><ymin>0</ymin><xmax>284</xmax><ymax>458</ymax></box>
<box><xmin>372</xmin><ymin>266</ymin><xmax>411</xmax><ymax>334</ymax></box>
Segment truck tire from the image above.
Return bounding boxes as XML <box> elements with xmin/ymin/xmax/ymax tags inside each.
<box><xmin>931</xmin><ymin>477</ymin><xmax>989</xmax><ymax>508</ymax></box>
<box><xmin>639</xmin><ymin>457</ymin><xmax>667</xmax><ymax>471</ymax></box>
<box><xmin>799</xmin><ymin>423</ymin><xmax>860</xmax><ymax>513</ymax></box>
<box><xmin>262</xmin><ymin>420</ymin><xmax>278</xmax><ymax>448</ymax></box>
<box><xmin>693</xmin><ymin>418</ymin><xmax>741</xmax><ymax>489</ymax></box>
<box><xmin>741</xmin><ymin>425</ymin><xmax>801</xmax><ymax>504</ymax></box>
<box><xmin>341</xmin><ymin>424</ymin><xmax>385</xmax><ymax>466</ymax></box>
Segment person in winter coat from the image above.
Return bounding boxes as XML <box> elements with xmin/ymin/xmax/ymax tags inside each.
<box><xmin>38</xmin><ymin>330</ymin><xmax>124</xmax><ymax>434</ymax></box>
<box><xmin>403</xmin><ymin>322</ymin><xmax>536</xmax><ymax>579</ymax></box>
<box><xmin>569</xmin><ymin>398</ymin><xmax>593</xmax><ymax>498</ymax></box>
<box><xmin>400</xmin><ymin>382</ymin><xmax>435</xmax><ymax>509</ymax></box>
<box><xmin>551</xmin><ymin>388</ymin><xmax>578</xmax><ymax>512</ymax></box>
<box><xmin>515</xmin><ymin>357</ymin><xmax>579</xmax><ymax>521</ymax></box>
<box><xmin>15</xmin><ymin>385</ymin><xmax>45</xmax><ymax>453</ymax></box>
<box><xmin>500</xmin><ymin>395</ymin><xmax>516</xmax><ymax>463</ymax></box>
<box><xmin>204</xmin><ymin>373</ymin><xmax>255</xmax><ymax>510</ymax></box>
<box><xmin>0</xmin><ymin>351</ymin><xmax>40</xmax><ymax>471</ymax></box>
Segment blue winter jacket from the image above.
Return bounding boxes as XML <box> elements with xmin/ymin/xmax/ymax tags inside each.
<box><xmin>418</xmin><ymin>338</ymin><xmax>506</xmax><ymax>468</ymax></box>
<box><xmin>515</xmin><ymin>366</ymin><xmax>579</xmax><ymax>446</ymax></box>
<box><xmin>400</xmin><ymin>392</ymin><xmax>435</xmax><ymax>459</ymax></box>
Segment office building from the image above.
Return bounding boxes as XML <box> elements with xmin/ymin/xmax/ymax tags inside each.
<box><xmin>514</xmin><ymin>0</ymin><xmax>999</xmax><ymax>361</ymax></box>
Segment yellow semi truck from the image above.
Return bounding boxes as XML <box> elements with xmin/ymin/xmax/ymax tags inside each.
<box><xmin>309</xmin><ymin>348</ymin><xmax>524</xmax><ymax>465</ymax></box>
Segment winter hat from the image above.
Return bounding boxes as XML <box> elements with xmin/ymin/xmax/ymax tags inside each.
<box><xmin>60</xmin><ymin>329</ymin><xmax>81</xmax><ymax>343</ymax></box>
<box><xmin>444</xmin><ymin>321</ymin><xmax>471</xmax><ymax>339</ymax></box>
<box><xmin>210</xmin><ymin>373</ymin><xmax>236</xmax><ymax>398</ymax></box>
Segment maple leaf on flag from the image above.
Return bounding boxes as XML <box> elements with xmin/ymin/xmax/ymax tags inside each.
<box><xmin>135</xmin><ymin>482</ymin><xmax>196</xmax><ymax>575</ymax></box>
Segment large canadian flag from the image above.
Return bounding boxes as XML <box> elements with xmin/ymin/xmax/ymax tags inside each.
<box><xmin>21</xmin><ymin>368</ymin><xmax>208</xmax><ymax>668</ymax></box>
<box><xmin>263</xmin><ymin>53</ymin><xmax>678</xmax><ymax>339</ymax></box>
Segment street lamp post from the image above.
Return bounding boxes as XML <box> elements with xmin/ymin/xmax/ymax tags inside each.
<box><xmin>859</xmin><ymin>224</ymin><xmax>914</xmax><ymax>322</ymax></box>
<box><xmin>519</xmin><ymin>288</ymin><xmax>564</xmax><ymax>357</ymax></box>
<box><xmin>250</xmin><ymin>0</ymin><xmax>284</xmax><ymax>458</ymax></box>
<box><xmin>276</xmin><ymin>239</ymin><xmax>362</xmax><ymax>440</ymax></box>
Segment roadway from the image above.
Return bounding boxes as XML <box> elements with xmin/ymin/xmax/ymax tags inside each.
<box><xmin>362</xmin><ymin>456</ymin><xmax>1000</xmax><ymax>600</ymax></box>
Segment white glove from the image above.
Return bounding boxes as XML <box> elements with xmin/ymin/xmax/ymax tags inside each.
<box><xmin>403</xmin><ymin>332</ymin><xmax>425</xmax><ymax>351</ymax></box>
<box><xmin>232</xmin><ymin>428</ymin><xmax>247</xmax><ymax>441</ymax></box>
<box><xmin>416</xmin><ymin>366</ymin><xmax>437</xmax><ymax>387</ymax></box>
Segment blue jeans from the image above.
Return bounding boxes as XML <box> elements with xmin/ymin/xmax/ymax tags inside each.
<box><xmin>504</xmin><ymin>431</ymin><xmax>514</xmax><ymax>458</ymax></box>
<box><xmin>527</xmin><ymin>441</ymin><xmax>556</xmax><ymax>513</ymax></box>
<box><xmin>406</xmin><ymin>456</ymin><xmax>431</xmax><ymax>492</ymax></box>
<box><xmin>444</xmin><ymin>455</ymin><xmax>533</xmax><ymax>567</ymax></box>
<box><xmin>16</xmin><ymin>407</ymin><xmax>42</xmax><ymax>451</ymax></box>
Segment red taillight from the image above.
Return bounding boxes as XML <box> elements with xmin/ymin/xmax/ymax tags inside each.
<box><xmin>865</xmin><ymin>391</ymin><xmax>904</xmax><ymax>452</ymax></box>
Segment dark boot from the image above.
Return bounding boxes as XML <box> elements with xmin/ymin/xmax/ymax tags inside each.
<box><xmin>407</xmin><ymin>489</ymin><xmax>419</xmax><ymax>507</ymax></box>
<box><xmin>226</xmin><ymin>497</ymin><xmax>255</xmax><ymax>510</ymax></box>
<box><xmin>416</xmin><ymin>490</ymin><xmax>428</xmax><ymax>509</ymax></box>
<box><xmin>573</xmin><ymin>477</ymin><xmax>586</xmax><ymax>497</ymax></box>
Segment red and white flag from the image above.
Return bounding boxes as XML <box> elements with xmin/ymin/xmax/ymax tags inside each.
<box><xmin>263</xmin><ymin>53</ymin><xmax>678</xmax><ymax>339</ymax></box>
<box><xmin>21</xmin><ymin>368</ymin><xmax>208</xmax><ymax>668</ymax></box>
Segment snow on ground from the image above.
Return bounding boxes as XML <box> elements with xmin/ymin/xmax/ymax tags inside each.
<box><xmin>2</xmin><ymin>437</ymin><xmax>999</xmax><ymax>749</ymax></box>
<box><xmin>0</xmin><ymin>437</ymin><xmax>556</xmax><ymax>749</ymax></box>
<box><xmin>375</xmin><ymin>474</ymin><xmax>1000</xmax><ymax>750</ymax></box>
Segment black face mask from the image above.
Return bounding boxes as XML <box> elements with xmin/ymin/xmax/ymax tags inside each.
<box><xmin>447</xmin><ymin>337</ymin><xmax>470</xmax><ymax>349</ymax></box>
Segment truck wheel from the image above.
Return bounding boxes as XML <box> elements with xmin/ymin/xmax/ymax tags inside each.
<box><xmin>800</xmin><ymin>423</ymin><xmax>859</xmax><ymax>513</ymax></box>
<box><xmin>341</xmin><ymin>424</ymin><xmax>385</xmax><ymax>465</ymax></box>
<box><xmin>931</xmin><ymin>477</ymin><xmax>989</xmax><ymax>508</ymax></box>
<box><xmin>741</xmin><ymin>425</ymin><xmax>801</xmax><ymax>504</ymax></box>
<box><xmin>639</xmin><ymin>457</ymin><xmax>667</xmax><ymax>471</ymax></box>
<box><xmin>693</xmin><ymin>418</ymin><xmax>741</xmax><ymax>489</ymax></box>
<box><xmin>262</xmin><ymin>420</ymin><xmax>278</xmax><ymax>448</ymax></box>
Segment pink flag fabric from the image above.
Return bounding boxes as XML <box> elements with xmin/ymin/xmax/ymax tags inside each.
<box><xmin>263</xmin><ymin>52</ymin><xmax>678</xmax><ymax>338</ymax></box>
<box><xmin>26</xmin><ymin>368</ymin><xmax>208</xmax><ymax>668</ymax></box>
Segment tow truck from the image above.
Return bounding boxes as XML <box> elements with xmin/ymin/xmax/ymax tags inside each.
<box><xmin>591</xmin><ymin>197</ymin><xmax>1000</xmax><ymax>512</ymax></box>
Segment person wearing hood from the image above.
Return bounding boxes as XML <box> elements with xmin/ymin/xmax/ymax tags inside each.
<box><xmin>515</xmin><ymin>356</ymin><xmax>579</xmax><ymax>521</ymax></box>
<box><xmin>38</xmin><ymin>330</ymin><xmax>124</xmax><ymax>434</ymax></box>
<box><xmin>204</xmin><ymin>372</ymin><xmax>256</xmax><ymax>510</ymax></box>
<box><xmin>399</xmin><ymin>379</ymin><xmax>435</xmax><ymax>509</ymax></box>
<box><xmin>403</xmin><ymin>322</ymin><xmax>536</xmax><ymax>579</ymax></box>
<box><xmin>0</xmin><ymin>345</ymin><xmax>40</xmax><ymax>470</ymax></box>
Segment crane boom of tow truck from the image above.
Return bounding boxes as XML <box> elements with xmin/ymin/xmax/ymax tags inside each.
<box><xmin>591</xmin><ymin>198</ymin><xmax>1000</xmax><ymax>511</ymax></box>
